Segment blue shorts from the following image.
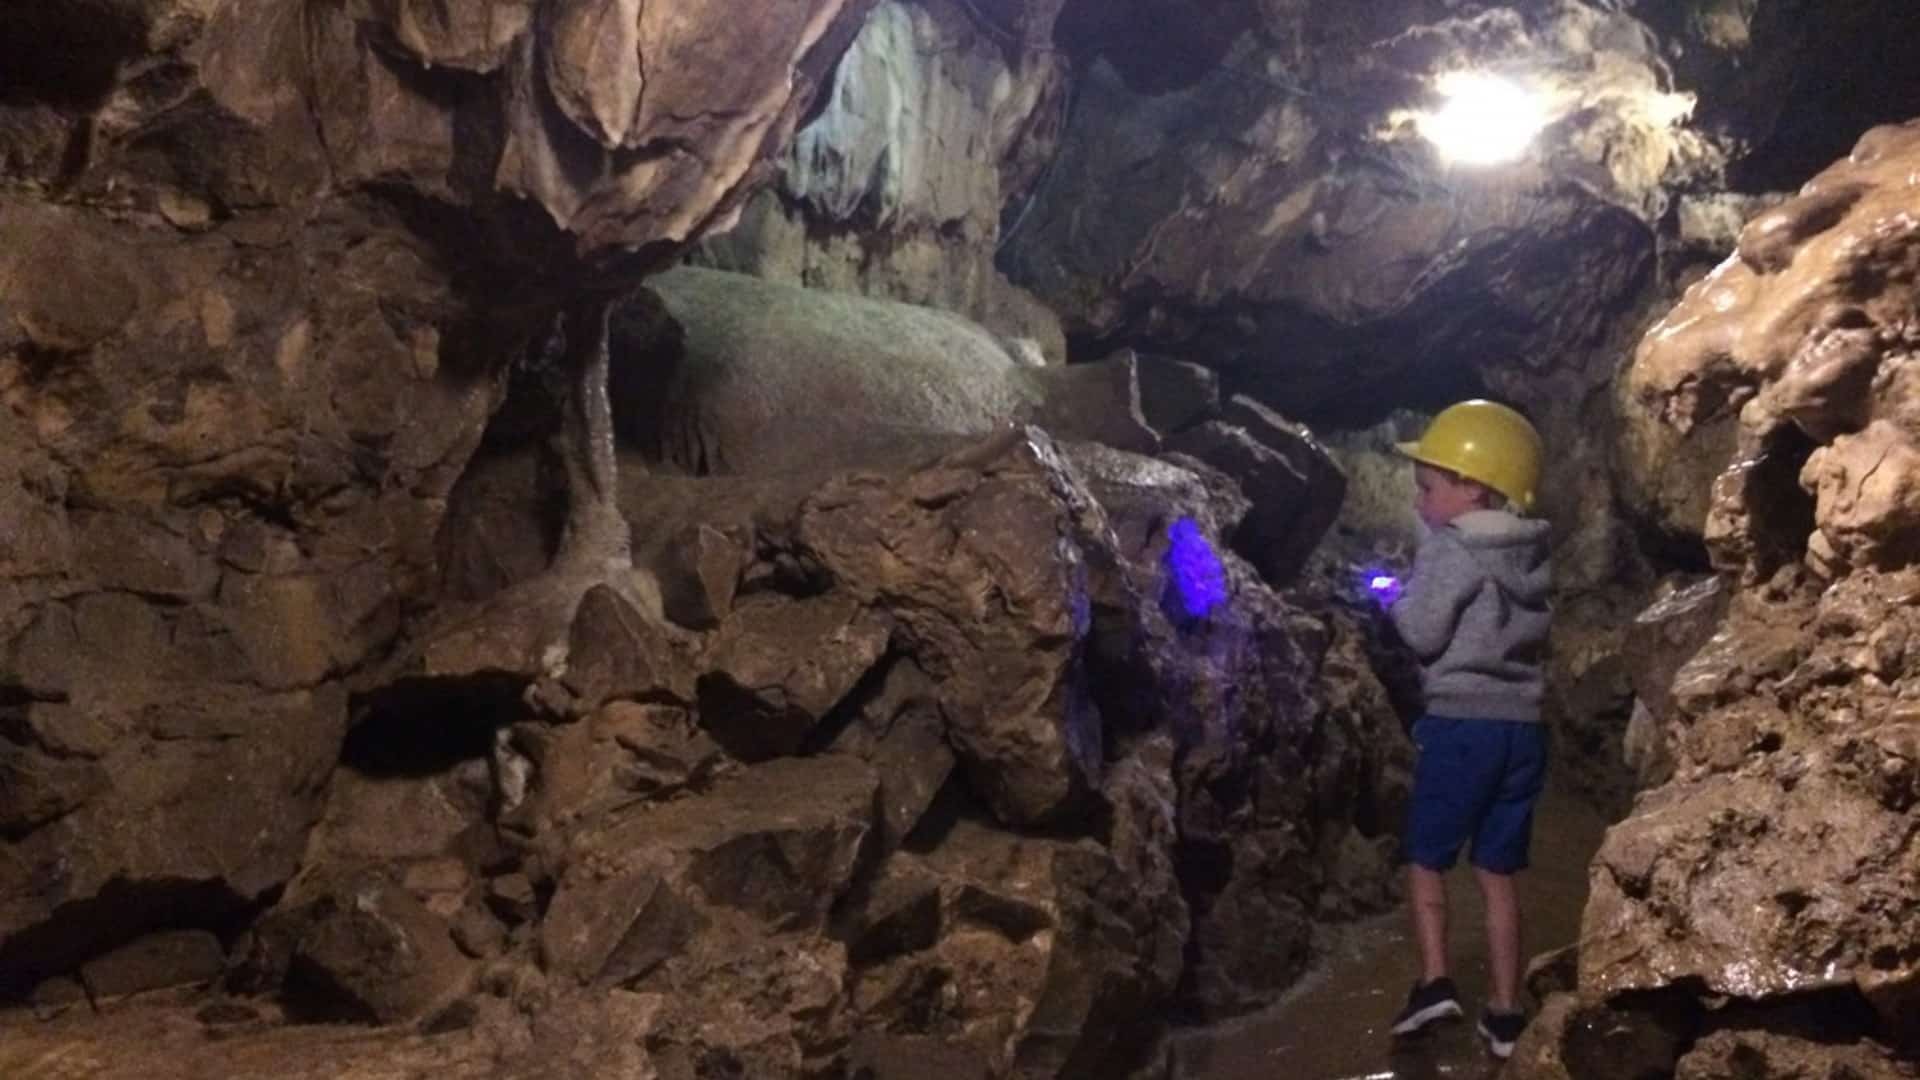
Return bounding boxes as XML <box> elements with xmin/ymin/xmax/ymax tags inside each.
<box><xmin>1404</xmin><ymin>714</ymin><xmax>1548</xmax><ymax>874</ymax></box>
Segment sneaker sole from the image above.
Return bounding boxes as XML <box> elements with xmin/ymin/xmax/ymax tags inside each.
<box><xmin>1391</xmin><ymin>999</ymin><xmax>1463</xmax><ymax>1035</ymax></box>
<box><xmin>1478</xmin><ymin>1021</ymin><xmax>1517</xmax><ymax>1059</ymax></box>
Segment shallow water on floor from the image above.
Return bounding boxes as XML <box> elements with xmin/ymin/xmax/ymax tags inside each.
<box><xmin>1174</xmin><ymin>783</ymin><xmax>1611</xmax><ymax>1080</ymax></box>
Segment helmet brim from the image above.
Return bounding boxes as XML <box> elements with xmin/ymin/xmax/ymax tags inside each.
<box><xmin>1395</xmin><ymin>442</ymin><xmax>1446</xmax><ymax>470</ymax></box>
<box><xmin>1395</xmin><ymin>442</ymin><xmax>1534</xmax><ymax>512</ymax></box>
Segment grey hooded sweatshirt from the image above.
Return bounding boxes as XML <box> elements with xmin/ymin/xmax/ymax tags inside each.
<box><xmin>1390</xmin><ymin>509</ymin><xmax>1552</xmax><ymax>723</ymax></box>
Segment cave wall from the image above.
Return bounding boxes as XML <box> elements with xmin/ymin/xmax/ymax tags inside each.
<box><xmin>0</xmin><ymin>3</ymin><xmax>1410</xmax><ymax>1074</ymax></box>
<box><xmin>7</xmin><ymin>0</ymin><xmax>1920</xmax><ymax>1075</ymax></box>
<box><xmin>0</xmin><ymin>0</ymin><xmax>876</xmax><ymax>1017</ymax></box>
<box><xmin>1510</xmin><ymin>119</ymin><xmax>1920</xmax><ymax>1074</ymax></box>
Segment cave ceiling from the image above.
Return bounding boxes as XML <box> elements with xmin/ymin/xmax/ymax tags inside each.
<box><xmin>981</xmin><ymin>0</ymin><xmax>1920</xmax><ymax>422</ymax></box>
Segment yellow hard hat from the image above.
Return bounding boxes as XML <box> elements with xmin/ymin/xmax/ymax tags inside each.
<box><xmin>1397</xmin><ymin>400</ymin><xmax>1543</xmax><ymax>512</ymax></box>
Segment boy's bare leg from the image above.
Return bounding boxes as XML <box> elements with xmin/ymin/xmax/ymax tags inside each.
<box><xmin>1408</xmin><ymin>865</ymin><xmax>1450</xmax><ymax>983</ymax></box>
<box><xmin>1475</xmin><ymin>866</ymin><xmax>1522</xmax><ymax>1011</ymax></box>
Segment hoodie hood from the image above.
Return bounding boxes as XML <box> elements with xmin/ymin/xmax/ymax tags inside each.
<box><xmin>1447</xmin><ymin>509</ymin><xmax>1551</xmax><ymax>605</ymax></box>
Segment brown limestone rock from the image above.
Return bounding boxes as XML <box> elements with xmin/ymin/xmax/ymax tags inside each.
<box><xmin>1029</xmin><ymin>351</ymin><xmax>1162</xmax><ymax>453</ymax></box>
<box><xmin>1504</xmin><ymin>992</ymin><xmax>1693</xmax><ymax>1080</ymax></box>
<box><xmin>1676</xmin><ymin>1030</ymin><xmax>1920</xmax><ymax>1080</ymax></box>
<box><xmin>795</xmin><ymin>429</ymin><xmax>1106</xmax><ymax>827</ymax></box>
<box><xmin>1619</xmin><ymin>575</ymin><xmax>1731</xmax><ymax>788</ymax></box>
<box><xmin>624</xmin><ymin>931</ymin><xmax>849</xmax><ymax>1079</ymax></box>
<box><xmin>285</xmin><ymin>872</ymin><xmax>472</xmax><ymax>1024</ymax></box>
<box><xmin>560</xmin><ymin>583</ymin><xmax>683</xmax><ymax>713</ymax></box>
<box><xmin>0</xmin><ymin>687</ymin><xmax>346</xmax><ymax>996</ymax></box>
<box><xmin>513</xmin><ymin>699</ymin><xmax>733</xmax><ymax>836</ymax></box>
<box><xmin>78</xmin><ymin>930</ymin><xmax>226</xmax><ymax>999</ymax></box>
<box><xmin>1165</xmin><ymin>400</ymin><xmax>1346</xmax><ymax>586</ymax></box>
<box><xmin>591</xmin><ymin>701</ymin><xmax>729</xmax><ymax>800</ymax></box>
<box><xmin>1600</xmin><ymin>127</ymin><xmax>1920</xmax><ymax>1070</ymax></box>
<box><xmin>0</xmin><ymin>195</ymin><xmax>491</xmax><ymax>991</ymax></box>
<box><xmin>829</xmin><ymin>657</ymin><xmax>956</xmax><ymax>855</ymax></box>
<box><xmin>1582</xmin><ymin>747</ymin><xmax>1920</xmax><ymax>1011</ymax></box>
<box><xmin>843</xmin><ymin>768</ymin><xmax>1185</xmax><ymax>1080</ymax></box>
<box><xmin>308</xmin><ymin>766</ymin><xmax>490</xmax><ymax>867</ymax></box>
<box><xmin>1136</xmin><ymin>353</ymin><xmax>1222</xmax><ymax>438</ymax></box>
<box><xmin>1627</xmin><ymin>120</ymin><xmax>1920</xmax><ymax>580</ymax></box>
<box><xmin>430</xmin><ymin>423</ymin><xmax>1404</xmax><ymax>1051</ymax></box>
<box><xmin>1583</xmin><ymin>568</ymin><xmax>1920</xmax><ymax>1043</ymax></box>
<box><xmin>652</xmin><ymin>522</ymin><xmax>747</xmax><ymax>630</ymax></box>
<box><xmin>696</xmin><ymin>592</ymin><xmax>891</xmax><ymax>761</ymax></box>
<box><xmin>539</xmin><ymin>755</ymin><xmax>875</xmax><ymax>986</ymax></box>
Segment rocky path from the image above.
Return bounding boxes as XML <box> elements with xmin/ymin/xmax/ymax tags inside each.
<box><xmin>1175</xmin><ymin>782</ymin><xmax>1611</xmax><ymax>1080</ymax></box>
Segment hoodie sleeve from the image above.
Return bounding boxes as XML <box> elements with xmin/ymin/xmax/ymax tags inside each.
<box><xmin>1390</xmin><ymin>530</ymin><xmax>1485</xmax><ymax>660</ymax></box>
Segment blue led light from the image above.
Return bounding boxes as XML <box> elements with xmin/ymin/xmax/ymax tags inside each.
<box><xmin>1165</xmin><ymin>517</ymin><xmax>1228</xmax><ymax>619</ymax></box>
<box><xmin>1363</xmin><ymin>569</ymin><xmax>1402</xmax><ymax>606</ymax></box>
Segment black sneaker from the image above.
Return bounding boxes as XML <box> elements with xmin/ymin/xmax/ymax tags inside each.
<box><xmin>1390</xmin><ymin>977</ymin><xmax>1463</xmax><ymax>1035</ymax></box>
<box><xmin>1478</xmin><ymin>1008</ymin><xmax>1527</xmax><ymax>1059</ymax></box>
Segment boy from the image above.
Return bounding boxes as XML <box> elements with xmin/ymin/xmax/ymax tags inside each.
<box><xmin>1384</xmin><ymin>400</ymin><xmax>1551</xmax><ymax>1060</ymax></box>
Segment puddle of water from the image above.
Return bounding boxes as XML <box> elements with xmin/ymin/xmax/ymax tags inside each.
<box><xmin>1174</xmin><ymin>783</ymin><xmax>1611</xmax><ymax>1080</ymax></box>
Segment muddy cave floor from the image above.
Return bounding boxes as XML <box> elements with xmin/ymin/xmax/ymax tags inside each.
<box><xmin>1175</xmin><ymin>782</ymin><xmax>1610</xmax><ymax>1080</ymax></box>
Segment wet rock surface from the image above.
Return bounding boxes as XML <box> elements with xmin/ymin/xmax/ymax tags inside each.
<box><xmin>3</xmin><ymin>411</ymin><xmax>1405</xmax><ymax>1074</ymax></box>
<box><xmin>11</xmin><ymin>1</ymin><xmax>1920</xmax><ymax>1076</ymax></box>
<box><xmin>1534</xmin><ymin>121</ymin><xmax>1920</xmax><ymax>1076</ymax></box>
<box><xmin>0</xmin><ymin>0</ymin><xmax>878</xmax><ymax>1021</ymax></box>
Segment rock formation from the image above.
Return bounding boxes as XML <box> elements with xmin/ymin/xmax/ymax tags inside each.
<box><xmin>11</xmin><ymin>0</ymin><xmax>1920</xmax><ymax>1076</ymax></box>
<box><xmin>1513</xmin><ymin>120</ymin><xmax>1920</xmax><ymax>1074</ymax></box>
<box><xmin>1</xmin><ymin>0</ymin><xmax>877</xmax><ymax>1016</ymax></box>
<box><xmin>0</xmin><ymin>7</ymin><xmax>1405</xmax><ymax>1064</ymax></box>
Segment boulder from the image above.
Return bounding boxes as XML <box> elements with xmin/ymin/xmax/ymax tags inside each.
<box><xmin>653</xmin><ymin>523</ymin><xmax>748</xmax><ymax>631</ymax></box>
<box><xmin>1165</xmin><ymin>400</ymin><xmax>1347</xmax><ymax>586</ymax></box>
<box><xmin>1675</xmin><ymin>1029</ymin><xmax>1920</xmax><ymax>1079</ymax></box>
<box><xmin>79</xmin><ymin>930</ymin><xmax>226</xmax><ymax>999</ymax></box>
<box><xmin>1504</xmin><ymin>992</ymin><xmax>1694</xmax><ymax>1080</ymax></box>
<box><xmin>610</xmin><ymin>266</ymin><xmax>1046</xmax><ymax>476</ymax></box>
<box><xmin>283</xmin><ymin>872</ymin><xmax>472</xmax><ymax>1024</ymax></box>
<box><xmin>0</xmin><ymin>686</ymin><xmax>347</xmax><ymax>997</ymax></box>
<box><xmin>842</xmin><ymin>753</ymin><xmax>1185</xmax><ymax>1079</ymax></box>
<box><xmin>793</xmin><ymin>429</ymin><xmax>1110</xmax><ymax>826</ymax></box>
<box><xmin>829</xmin><ymin>657</ymin><xmax>957</xmax><ymax>855</ymax></box>
<box><xmin>322</xmin><ymin>423</ymin><xmax>1402</xmax><ymax>1069</ymax></box>
<box><xmin>1135</xmin><ymin>353</ymin><xmax>1222</xmax><ymax>437</ymax></box>
<box><xmin>697</xmin><ymin>593</ymin><xmax>891</xmax><ymax>761</ymax></box>
<box><xmin>540</xmin><ymin>755</ymin><xmax>875</xmax><ymax>985</ymax></box>
<box><xmin>1030</xmin><ymin>352</ymin><xmax>1162</xmax><ymax>453</ymax></box>
<box><xmin>611</xmin><ymin>267</ymin><xmax>1194</xmax><ymax>479</ymax></box>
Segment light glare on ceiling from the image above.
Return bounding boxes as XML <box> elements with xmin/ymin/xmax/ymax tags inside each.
<box><xmin>1418</xmin><ymin>72</ymin><xmax>1548</xmax><ymax>166</ymax></box>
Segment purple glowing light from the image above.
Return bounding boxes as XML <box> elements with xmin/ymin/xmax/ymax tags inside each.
<box><xmin>1363</xmin><ymin>570</ymin><xmax>1403</xmax><ymax>606</ymax></box>
<box><xmin>1165</xmin><ymin>517</ymin><xmax>1228</xmax><ymax>619</ymax></box>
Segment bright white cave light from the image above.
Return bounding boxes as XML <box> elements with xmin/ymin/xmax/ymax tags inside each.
<box><xmin>1417</xmin><ymin>72</ymin><xmax>1548</xmax><ymax>166</ymax></box>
